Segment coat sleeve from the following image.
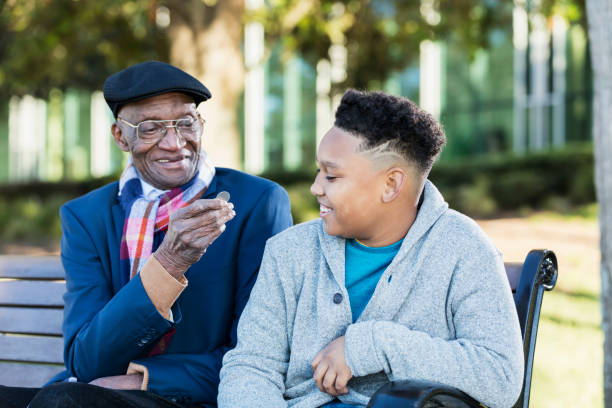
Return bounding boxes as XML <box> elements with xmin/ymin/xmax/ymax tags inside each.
<box><xmin>133</xmin><ymin>184</ymin><xmax>293</xmax><ymax>405</ymax></box>
<box><xmin>344</xmin><ymin>246</ymin><xmax>524</xmax><ymax>408</ymax></box>
<box><xmin>60</xmin><ymin>204</ymin><xmax>175</xmax><ymax>383</ymax></box>
<box><xmin>217</xmin><ymin>241</ymin><xmax>292</xmax><ymax>408</ymax></box>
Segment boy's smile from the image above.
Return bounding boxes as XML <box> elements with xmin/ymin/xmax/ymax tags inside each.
<box><xmin>318</xmin><ymin>203</ymin><xmax>333</xmax><ymax>217</ymax></box>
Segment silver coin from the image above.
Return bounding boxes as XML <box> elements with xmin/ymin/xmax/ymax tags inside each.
<box><xmin>216</xmin><ymin>191</ymin><xmax>230</xmax><ymax>202</ymax></box>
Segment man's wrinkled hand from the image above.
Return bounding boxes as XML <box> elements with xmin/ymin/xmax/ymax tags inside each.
<box><xmin>155</xmin><ymin>199</ymin><xmax>235</xmax><ymax>278</ymax></box>
<box><xmin>311</xmin><ymin>336</ymin><xmax>352</xmax><ymax>397</ymax></box>
<box><xmin>89</xmin><ymin>374</ymin><xmax>144</xmax><ymax>390</ymax></box>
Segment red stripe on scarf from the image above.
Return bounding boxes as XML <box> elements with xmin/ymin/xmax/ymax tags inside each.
<box><xmin>154</xmin><ymin>188</ymin><xmax>208</xmax><ymax>232</ymax></box>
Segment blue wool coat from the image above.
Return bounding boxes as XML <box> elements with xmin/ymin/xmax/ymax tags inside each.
<box><xmin>56</xmin><ymin>168</ymin><xmax>293</xmax><ymax>407</ymax></box>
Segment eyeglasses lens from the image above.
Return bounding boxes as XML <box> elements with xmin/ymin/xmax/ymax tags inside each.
<box><xmin>137</xmin><ymin>118</ymin><xmax>201</xmax><ymax>143</ymax></box>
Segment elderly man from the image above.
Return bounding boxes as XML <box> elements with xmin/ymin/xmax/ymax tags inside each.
<box><xmin>0</xmin><ymin>61</ymin><xmax>292</xmax><ymax>408</ymax></box>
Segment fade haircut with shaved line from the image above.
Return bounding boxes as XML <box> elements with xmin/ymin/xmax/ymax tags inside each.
<box><xmin>334</xmin><ymin>89</ymin><xmax>446</xmax><ymax>175</ymax></box>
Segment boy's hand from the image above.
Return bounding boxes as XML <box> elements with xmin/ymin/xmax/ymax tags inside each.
<box><xmin>311</xmin><ymin>336</ymin><xmax>353</xmax><ymax>396</ymax></box>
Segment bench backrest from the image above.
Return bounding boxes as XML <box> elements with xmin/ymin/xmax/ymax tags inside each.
<box><xmin>0</xmin><ymin>255</ymin><xmax>65</xmax><ymax>387</ymax></box>
<box><xmin>0</xmin><ymin>251</ymin><xmax>558</xmax><ymax>398</ymax></box>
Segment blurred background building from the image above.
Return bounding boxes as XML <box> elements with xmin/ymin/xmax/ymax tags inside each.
<box><xmin>0</xmin><ymin>0</ymin><xmax>593</xmax><ymax>183</ymax></box>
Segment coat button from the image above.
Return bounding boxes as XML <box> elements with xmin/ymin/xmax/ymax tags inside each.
<box><xmin>333</xmin><ymin>292</ymin><xmax>343</xmax><ymax>304</ymax></box>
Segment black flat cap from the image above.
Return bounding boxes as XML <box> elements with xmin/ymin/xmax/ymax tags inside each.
<box><xmin>103</xmin><ymin>61</ymin><xmax>212</xmax><ymax>117</ymax></box>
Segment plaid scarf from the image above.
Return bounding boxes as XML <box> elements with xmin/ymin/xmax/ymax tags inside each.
<box><xmin>118</xmin><ymin>153</ymin><xmax>215</xmax><ymax>285</ymax></box>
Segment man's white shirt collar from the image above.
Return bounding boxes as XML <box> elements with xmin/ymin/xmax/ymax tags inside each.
<box><xmin>140</xmin><ymin>179</ymin><xmax>169</xmax><ymax>201</ymax></box>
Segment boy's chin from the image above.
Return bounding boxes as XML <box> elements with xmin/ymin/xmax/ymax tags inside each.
<box><xmin>322</xmin><ymin>221</ymin><xmax>338</xmax><ymax>236</ymax></box>
<box><xmin>322</xmin><ymin>221</ymin><xmax>351</xmax><ymax>239</ymax></box>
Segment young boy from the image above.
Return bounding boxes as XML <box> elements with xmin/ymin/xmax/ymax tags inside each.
<box><xmin>218</xmin><ymin>90</ymin><xmax>524</xmax><ymax>408</ymax></box>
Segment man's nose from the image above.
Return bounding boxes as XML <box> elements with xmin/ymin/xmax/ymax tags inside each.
<box><xmin>157</xmin><ymin>126</ymin><xmax>185</xmax><ymax>150</ymax></box>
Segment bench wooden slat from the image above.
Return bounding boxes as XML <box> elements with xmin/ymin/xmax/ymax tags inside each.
<box><xmin>505</xmin><ymin>262</ymin><xmax>523</xmax><ymax>292</ymax></box>
<box><xmin>0</xmin><ymin>280</ymin><xmax>65</xmax><ymax>307</ymax></box>
<box><xmin>0</xmin><ymin>256</ymin><xmax>65</xmax><ymax>279</ymax></box>
<box><xmin>0</xmin><ymin>307</ymin><xmax>63</xmax><ymax>335</ymax></box>
<box><xmin>0</xmin><ymin>362</ymin><xmax>64</xmax><ymax>387</ymax></box>
<box><xmin>0</xmin><ymin>334</ymin><xmax>64</xmax><ymax>364</ymax></box>
<box><xmin>0</xmin><ymin>256</ymin><xmax>67</xmax><ymax>387</ymax></box>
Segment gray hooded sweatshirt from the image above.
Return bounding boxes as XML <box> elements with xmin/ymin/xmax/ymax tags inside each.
<box><xmin>218</xmin><ymin>181</ymin><xmax>524</xmax><ymax>408</ymax></box>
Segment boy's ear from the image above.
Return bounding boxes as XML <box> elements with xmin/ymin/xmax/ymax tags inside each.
<box><xmin>111</xmin><ymin>123</ymin><xmax>130</xmax><ymax>152</ymax></box>
<box><xmin>381</xmin><ymin>167</ymin><xmax>408</xmax><ymax>203</ymax></box>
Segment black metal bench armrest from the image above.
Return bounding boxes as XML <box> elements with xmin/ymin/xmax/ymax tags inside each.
<box><xmin>367</xmin><ymin>380</ymin><xmax>483</xmax><ymax>408</ymax></box>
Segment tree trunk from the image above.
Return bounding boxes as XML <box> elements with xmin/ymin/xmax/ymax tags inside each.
<box><xmin>586</xmin><ymin>0</ymin><xmax>612</xmax><ymax>405</ymax></box>
<box><xmin>166</xmin><ymin>0</ymin><xmax>245</xmax><ymax>169</ymax></box>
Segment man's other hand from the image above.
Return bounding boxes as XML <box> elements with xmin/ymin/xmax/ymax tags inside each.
<box><xmin>89</xmin><ymin>374</ymin><xmax>144</xmax><ymax>390</ymax></box>
<box><xmin>311</xmin><ymin>336</ymin><xmax>353</xmax><ymax>396</ymax></box>
<box><xmin>155</xmin><ymin>199</ymin><xmax>235</xmax><ymax>278</ymax></box>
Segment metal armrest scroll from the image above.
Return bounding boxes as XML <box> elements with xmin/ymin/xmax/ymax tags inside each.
<box><xmin>536</xmin><ymin>256</ymin><xmax>557</xmax><ymax>291</ymax></box>
<box><xmin>512</xmin><ymin>249</ymin><xmax>558</xmax><ymax>408</ymax></box>
<box><xmin>367</xmin><ymin>380</ymin><xmax>483</xmax><ymax>408</ymax></box>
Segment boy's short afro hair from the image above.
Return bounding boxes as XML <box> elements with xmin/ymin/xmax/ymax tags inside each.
<box><xmin>334</xmin><ymin>89</ymin><xmax>446</xmax><ymax>174</ymax></box>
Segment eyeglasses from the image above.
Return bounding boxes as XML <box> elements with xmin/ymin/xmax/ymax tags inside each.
<box><xmin>117</xmin><ymin>115</ymin><xmax>204</xmax><ymax>144</ymax></box>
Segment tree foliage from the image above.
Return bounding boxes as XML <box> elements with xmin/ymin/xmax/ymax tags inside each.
<box><xmin>540</xmin><ymin>0</ymin><xmax>586</xmax><ymax>23</ymax></box>
<box><xmin>0</xmin><ymin>0</ymin><xmax>588</xmax><ymax>98</ymax></box>
<box><xmin>253</xmin><ymin>0</ymin><xmax>515</xmax><ymax>89</ymax></box>
<box><xmin>0</xmin><ymin>0</ymin><xmax>167</xmax><ymax>98</ymax></box>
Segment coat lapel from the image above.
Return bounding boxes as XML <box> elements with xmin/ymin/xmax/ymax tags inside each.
<box><xmin>201</xmin><ymin>172</ymin><xmax>218</xmax><ymax>199</ymax></box>
<box><xmin>317</xmin><ymin>222</ymin><xmax>346</xmax><ymax>288</ymax></box>
<box><xmin>111</xmin><ymin>202</ymin><xmax>124</xmax><ymax>245</ymax></box>
<box><xmin>110</xmin><ymin>200</ymin><xmax>126</xmax><ymax>290</ymax></box>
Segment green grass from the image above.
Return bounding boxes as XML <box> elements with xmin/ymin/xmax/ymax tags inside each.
<box><xmin>523</xmin><ymin>210</ymin><xmax>602</xmax><ymax>407</ymax></box>
<box><xmin>531</xmin><ymin>289</ymin><xmax>602</xmax><ymax>407</ymax></box>
<box><xmin>529</xmin><ymin>202</ymin><xmax>599</xmax><ymax>222</ymax></box>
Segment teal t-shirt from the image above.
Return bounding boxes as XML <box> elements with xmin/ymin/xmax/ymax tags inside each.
<box><xmin>322</xmin><ymin>402</ymin><xmax>360</xmax><ymax>408</ymax></box>
<box><xmin>345</xmin><ymin>238</ymin><xmax>403</xmax><ymax>322</ymax></box>
<box><xmin>320</xmin><ymin>239</ymin><xmax>403</xmax><ymax>408</ymax></box>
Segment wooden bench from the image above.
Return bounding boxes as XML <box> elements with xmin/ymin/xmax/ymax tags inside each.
<box><xmin>0</xmin><ymin>255</ymin><xmax>65</xmax><ymax>387</ymax></box>
<box><xmin>0</xmin><ymin>250</ymin><xmax>558</xmax><ymax>406</ymax></box>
